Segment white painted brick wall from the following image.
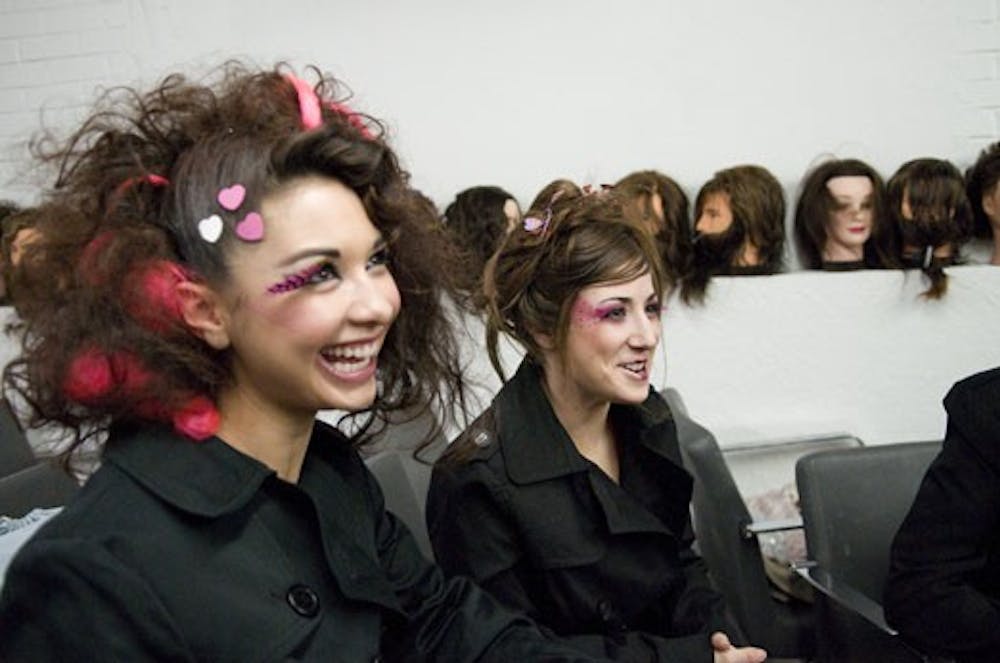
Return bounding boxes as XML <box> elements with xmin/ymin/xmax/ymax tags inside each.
<box><xmin>958</xmin><ymin>0</ymin><xmax>1000</xmax><ymax>155</ymax></box>
<box><xmin>0</xmin><ymin>0</ymin><xmax>128</xmax><ymax>202</ymax></box>
<box><xmin>0</xmin><ymin>1</ymin><xmax>997</xmax><ymax>204</ymax></box>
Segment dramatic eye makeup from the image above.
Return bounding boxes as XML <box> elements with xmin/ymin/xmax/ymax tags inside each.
<box><xmin>572</xmin><ymin>296</ymin><xmax>663</xmax><ymax>325</ymax></box>
<box><xmin>266</xmin><ymin>260</ymin><xmax>336</xmax><ymax>294</ymax></box>
<box><xmin>266</xmin><ymin>239</ymin><xmax>389</xmax><ymax>295</ymax></box>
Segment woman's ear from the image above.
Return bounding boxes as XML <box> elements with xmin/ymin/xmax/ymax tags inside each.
<box><xmin>177</xmin><ymin>282</ymin><xmax>230</xmax><ymax>350</ymax></box>
<box><xmin>530</xmin><ymin>329</ymin><xmax>555</xmax><ymax>352</ymax></box>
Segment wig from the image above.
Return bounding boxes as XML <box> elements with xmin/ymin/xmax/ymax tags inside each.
<box><xmin>887</xmin><ymin>158</ymin><xmax>973</xmax><ymax>299</ymax></box>
<box><xmin>683</xmin><ymin>164</ymin><xmax>785</xmax><ymax>304</ymax></box>
<box><xmin>965</xmin><ymin>141</ymin><xmax>1000</xmax><ymax>239</ymax></box>
<box><xmin>614</xmin><ymin>170</ymin><xmax>693</xmax><ymax>291</ymax></box>
<box><xmin>794</xmin><ymin>158</ymin><xmax>896</xmax><ymax>270</ymax></box>
<box><xmin>443</xmin><ymin>185</ymin><xmax>518</xmax><ymax>303</ymax></box>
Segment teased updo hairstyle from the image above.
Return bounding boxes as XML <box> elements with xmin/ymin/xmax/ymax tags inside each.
<box><xmin>6</xmin><ymin>61</ymin><xmax>465</xmax><ymax>461</ymax></box>
<box><xmin>614</xmin><ymin>169</ymin><xmax>693</xmax><ymax>288</ymax></box>
<box><xmin>794</xmin><ymin>158</ymin><xmax>896</xmax><ymax>269</ymax></box>
<box><xmin>887</xmin><ymin>158</ymin><xmax>972</xmax><ymax>299</ymax></box>
<box><xmin>482</xmin><ymin>181</ymin><xmax>666</xmax><ymax>381</ymax></box>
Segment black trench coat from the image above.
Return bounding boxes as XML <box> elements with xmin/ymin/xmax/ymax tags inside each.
<box><xmin>885</xmin><ymin>367</ymin><xmax>1000</xmax><ymax>662</ymax></box>
<box><xmin>0</xmin><ymin>420</ymin><xmax>608</xmax><ymax>662</ymax></box>
<box><xmin>427</xmin><ymin>361</ymin><xmax>730</xmax><ymax>662</ymax></box>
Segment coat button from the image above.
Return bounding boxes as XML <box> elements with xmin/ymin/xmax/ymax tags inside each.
<box><xmin>286</xmin><ymin>584</ymin><xmax>320</xmax><ymax>618</ymax></box>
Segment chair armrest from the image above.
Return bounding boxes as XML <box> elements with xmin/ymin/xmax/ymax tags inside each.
<box><xmin>792</xmin><ymin>561</ymin><xmax>895</xmax><ymax>635</ymax></box>
<box><xmin>739</xmin><ymin>516</ymin><xmax>803</xmax><ymax>540</ymax></box>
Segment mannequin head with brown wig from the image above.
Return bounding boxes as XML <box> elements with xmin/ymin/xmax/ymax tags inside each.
<box><xmin>965</xmin><ymin>141</ymin><xmax>1000</xmax><ymax>265</ymax></box>
<box><xmin>6</xmin><ymin>62</ymin><xmax>465</xmax><ymax>464</ymax></box>
<box><xmin>614</xmin><ymin>169</ymin><xmax>692</xmax><ymax>289</ymax></box>
<box><xmin>443</xmin><ymin>185</ymin><xmax>520</xmax><ymax>301</ymax></box>
<box><xmin>683</xmin><ymin>164</ymin><xmax>785</xmax><ymax>304</ymax></box>
<box><xmin>887</xmin><ymin>158</ymin><xmax>973</xmax><ymax>299</ymax></box>
<box><xmin>481</xmin><ymin>182</ymin><xmax>666</xmax><ymax>383</ymax></box>
<box><xmin>794</xmin><ymin>158</ymin><xmax>896</xmax><ymax>270</ymax></box>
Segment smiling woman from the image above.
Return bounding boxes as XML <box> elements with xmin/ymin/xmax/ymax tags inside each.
<box><xmin>426</xmin><ymin>183</ymin><xmax>767</xmax><ymax>663</ymax></box>
<box><xmin>0</xmin><ymin>62</ymin><xmax>608</xmax><ymax>662</ymax></box>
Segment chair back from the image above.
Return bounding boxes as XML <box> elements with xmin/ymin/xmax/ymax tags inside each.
<box><xmin>796</xmin><ymin>440</ymin><xmax>942</xmax><ymax>600</ymax></box>
<box><xmin>0</xmin><ymin>400</ymin><xmax>34</xmax><ymax>478</ymax></box>
<box><xmin>666</xmin><ymin>388</ymin><xmax>814</xmax><ymax>657</ymax></box>
<box><xmin>363</xmin><ymin>408</ymin><xmax>444</xmax><ymax>561</ymax></box>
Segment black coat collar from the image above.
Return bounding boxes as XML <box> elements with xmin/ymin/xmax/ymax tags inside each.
<box><xmin>495</xmin><ymin>360</ymin><xmax>678</xmax><ymax>485</ymax></box>
<box><xmin>105</xmin><ymin>419</ymin><xmax>352</xmax><ymax>518</ymax></box>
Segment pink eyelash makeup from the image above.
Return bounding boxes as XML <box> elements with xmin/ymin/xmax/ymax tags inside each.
<box><xmin>266</xmin><ymin>263</ymin><xmax>325</xmax><ymax>294</ymax></box>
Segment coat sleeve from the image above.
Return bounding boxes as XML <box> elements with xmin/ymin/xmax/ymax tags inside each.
<box><xmin>884</xmin><ymin>378</ymin><xmax>1000</xmax><ymax>659</ymax></box>
<box><xmin>364</xmin><ymin>465</ymin><xmax>610</xmax><ymax>663</ymax></box>
<box><xmin>426</xmin><ymin>464</ymin><xmax>717</xmax><ymax>662</ymax></box>
<box><xmin>0</xmin><ymin>537</ymin><xmax>195</xmax><ymax>662</ymax></box>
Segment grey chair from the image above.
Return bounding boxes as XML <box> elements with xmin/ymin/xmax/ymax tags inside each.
<box><xmin>363</xmin><ymin>409</ymin><xmax>445</xmax><ymax>561</ymax></box>
<box><xmin>794</xmin><ymin>441</ymin><xmax>944</xmax><ymax>663</ymax></box>
<box><xmin>0</xmin><ymin>399</ymin><xmax>35</xmax><ymax>478</ymax></box>
<box><xmin>666</xmin><ymin>388</ymin><xmax>817</xmax><ymax>659</ymax></box>
<box><xmin>0</xmin><ymin>399</ymin><xmax>78</xmax><ymax>517</ymax></box>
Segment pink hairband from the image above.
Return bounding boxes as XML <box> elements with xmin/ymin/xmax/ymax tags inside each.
<box><xmin>284</xmin><ymin>74</ymin><xmax>375</xmax><ymax>139</ymax></box>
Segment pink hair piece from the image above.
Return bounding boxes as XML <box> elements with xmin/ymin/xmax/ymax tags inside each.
<box><xmin>327</xmin><ymin>100</ymin><xmax>375</xmax><ymax>140</ymax></box>
<box><xmin>125</xmin><ymin>260</ymin><xmax>190</xmax><ymax>333</ymax></box>
<box><xmin>172</xmin><ymin>395</ymin><xmax>220</xmax><ymax>441</ymax></box>
<box><xmin>62</xmin><ymin>348</ymin><xmax>152</xmax><ymax>405</ymax></box>
<box><xmin>285</xmin><ymin>74</ymin><xmax>323</xmax><ymax>130</ymax></box>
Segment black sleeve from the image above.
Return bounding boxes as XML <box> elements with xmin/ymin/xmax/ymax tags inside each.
<box><xmin>884</xmin><ymin>380</ymin><xmax>1000</xmax><ymax>659</ymax></box>
<box><xmin>0</xmin><ymin>538</ymin><xmax>195</xmax><ymax>662</ymax></box>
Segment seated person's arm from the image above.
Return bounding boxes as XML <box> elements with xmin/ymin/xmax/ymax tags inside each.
<box><xmin>885</xmin><ymin>385</ymin><xmax>1000</xmax><ymax>659</ymax></box>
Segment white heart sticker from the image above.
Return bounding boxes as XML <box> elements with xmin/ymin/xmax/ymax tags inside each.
<box><xmin>197</xmin><ymin>214</ymin><xmax>223</xmax><ymax>243</ymax></box>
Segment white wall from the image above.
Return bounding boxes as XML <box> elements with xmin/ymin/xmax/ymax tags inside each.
<box><xmin>0</xmin><ymin>1</ymin><xmax>998</xmax><ymax>453</ymax></box>
<box><xmin>0</xmin><ymin>0</ymin><xmax>997</xmax><ymax>207</ymax></box>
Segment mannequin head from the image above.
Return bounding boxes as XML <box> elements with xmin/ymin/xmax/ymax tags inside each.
<box><xmin>794</xmin><ymin>158</ymin><xmax>895</xmax><ymax>270</ymax></box>
<box><xmin>684</xmin><ymin>165</ymin><xmax>785</xmax><ymax>304</ymax></box>
<box><xmin>615</xmin><ymin>169</ymin><xmax>692</xmax><ymax>289</ymax></box>
<box><xmin>965</xmin><ymin>141</ymin><xmax>1000</xmax><ymax>246</ymax></box>
<box><xmin>887</xmin><ymin>158</ymin><xmax>973</xmax><ymax>299</ymax></box>
<box><xmin>443</xmin><ymin>185</ymin><xmax>520</xmax><ymax>299</ymax></box>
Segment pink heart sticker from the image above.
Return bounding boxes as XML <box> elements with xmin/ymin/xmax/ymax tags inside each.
<box><xmin>217</xmin><ymin>184</ymin><xmax>246</xmax><ymax>211</ymax></box>
<box><xmin>235</xmin><ymin>212</ymin><xmax>264</xmax><ymax>242</ymax></box>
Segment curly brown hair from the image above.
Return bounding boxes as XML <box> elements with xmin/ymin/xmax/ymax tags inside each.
<box><xmin>482</xmin><ymin>182</ymin><xmax>666</xmax><ymax>382</ymax></box>
<box><xmin>887</xmin><ymin>158</ymin><xmax>972</xmax><ymax>299</ymax></box>
<box><xmin>614</xmin><ymin>169</ymin><xmax>693</xmax><ymax>288</ymax></box>
<box><xmin>5</xmin><ymin>61</ymin><xmax>466</xmax><ymax>461</ymax></box>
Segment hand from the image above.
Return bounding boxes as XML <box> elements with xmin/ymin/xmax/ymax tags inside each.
<box><xmin>711</xmin><ymin>631</ymin><xmax>767</xmax><ymax>663</ymax></box>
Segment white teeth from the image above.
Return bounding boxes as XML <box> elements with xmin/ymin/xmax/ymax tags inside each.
<box><xmin>322</xmin><ymin>341</ymin><xmax>378</xmax><ymax>361</ymax></box>
<box><xmin>329</xmin><ymin>357</ymin><xmax>374</xmax><ymax>375</ymax></box>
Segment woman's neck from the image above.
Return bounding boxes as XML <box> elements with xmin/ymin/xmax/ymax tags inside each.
<box><xmin>214</xmin><ymin>386</ymin><xmax>315</xmax><ymax>483</ymax></box>
<box><xmin>540</xmin><ymin>367</ymin><xmax>619</xmax><ymax>481</ymax></box>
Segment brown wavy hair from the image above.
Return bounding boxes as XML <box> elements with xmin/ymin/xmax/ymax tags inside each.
<box><xmin>482</xmin><ymin>182</ymin><xmax>666</xmax><ymax>382</ymax></box>
<box><xmin>614</xmin><ymin>169</ymin><xmax>693</xmax><ymax>288</ymax></box>
<box><xmin>966</xmin><ymin>141</ymin><xmax>1000</xmax><ymax>239</ymax></box>
<box><xmin>443</xmin><ymin>185</ymin><xmax>517</xmax><ymax>305</ymax></box>
<box><xmin>5</xmin><ymin>61</ymin><xmax>466</xmax><ymax>462</ymax></box>
<box><xmin>794</xmin><ymin>158</ymin><xmax>897</xmax><ymax>270</ymax></box>
<box><xmin>887</xmin><ymin>158</ymin><xmax>972</xmax><ymax>299</ymax></box>
<box><xmin>682</xmin><ymin>164</ymin><xmax>785</xmax><ymax>303</ymax></box>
